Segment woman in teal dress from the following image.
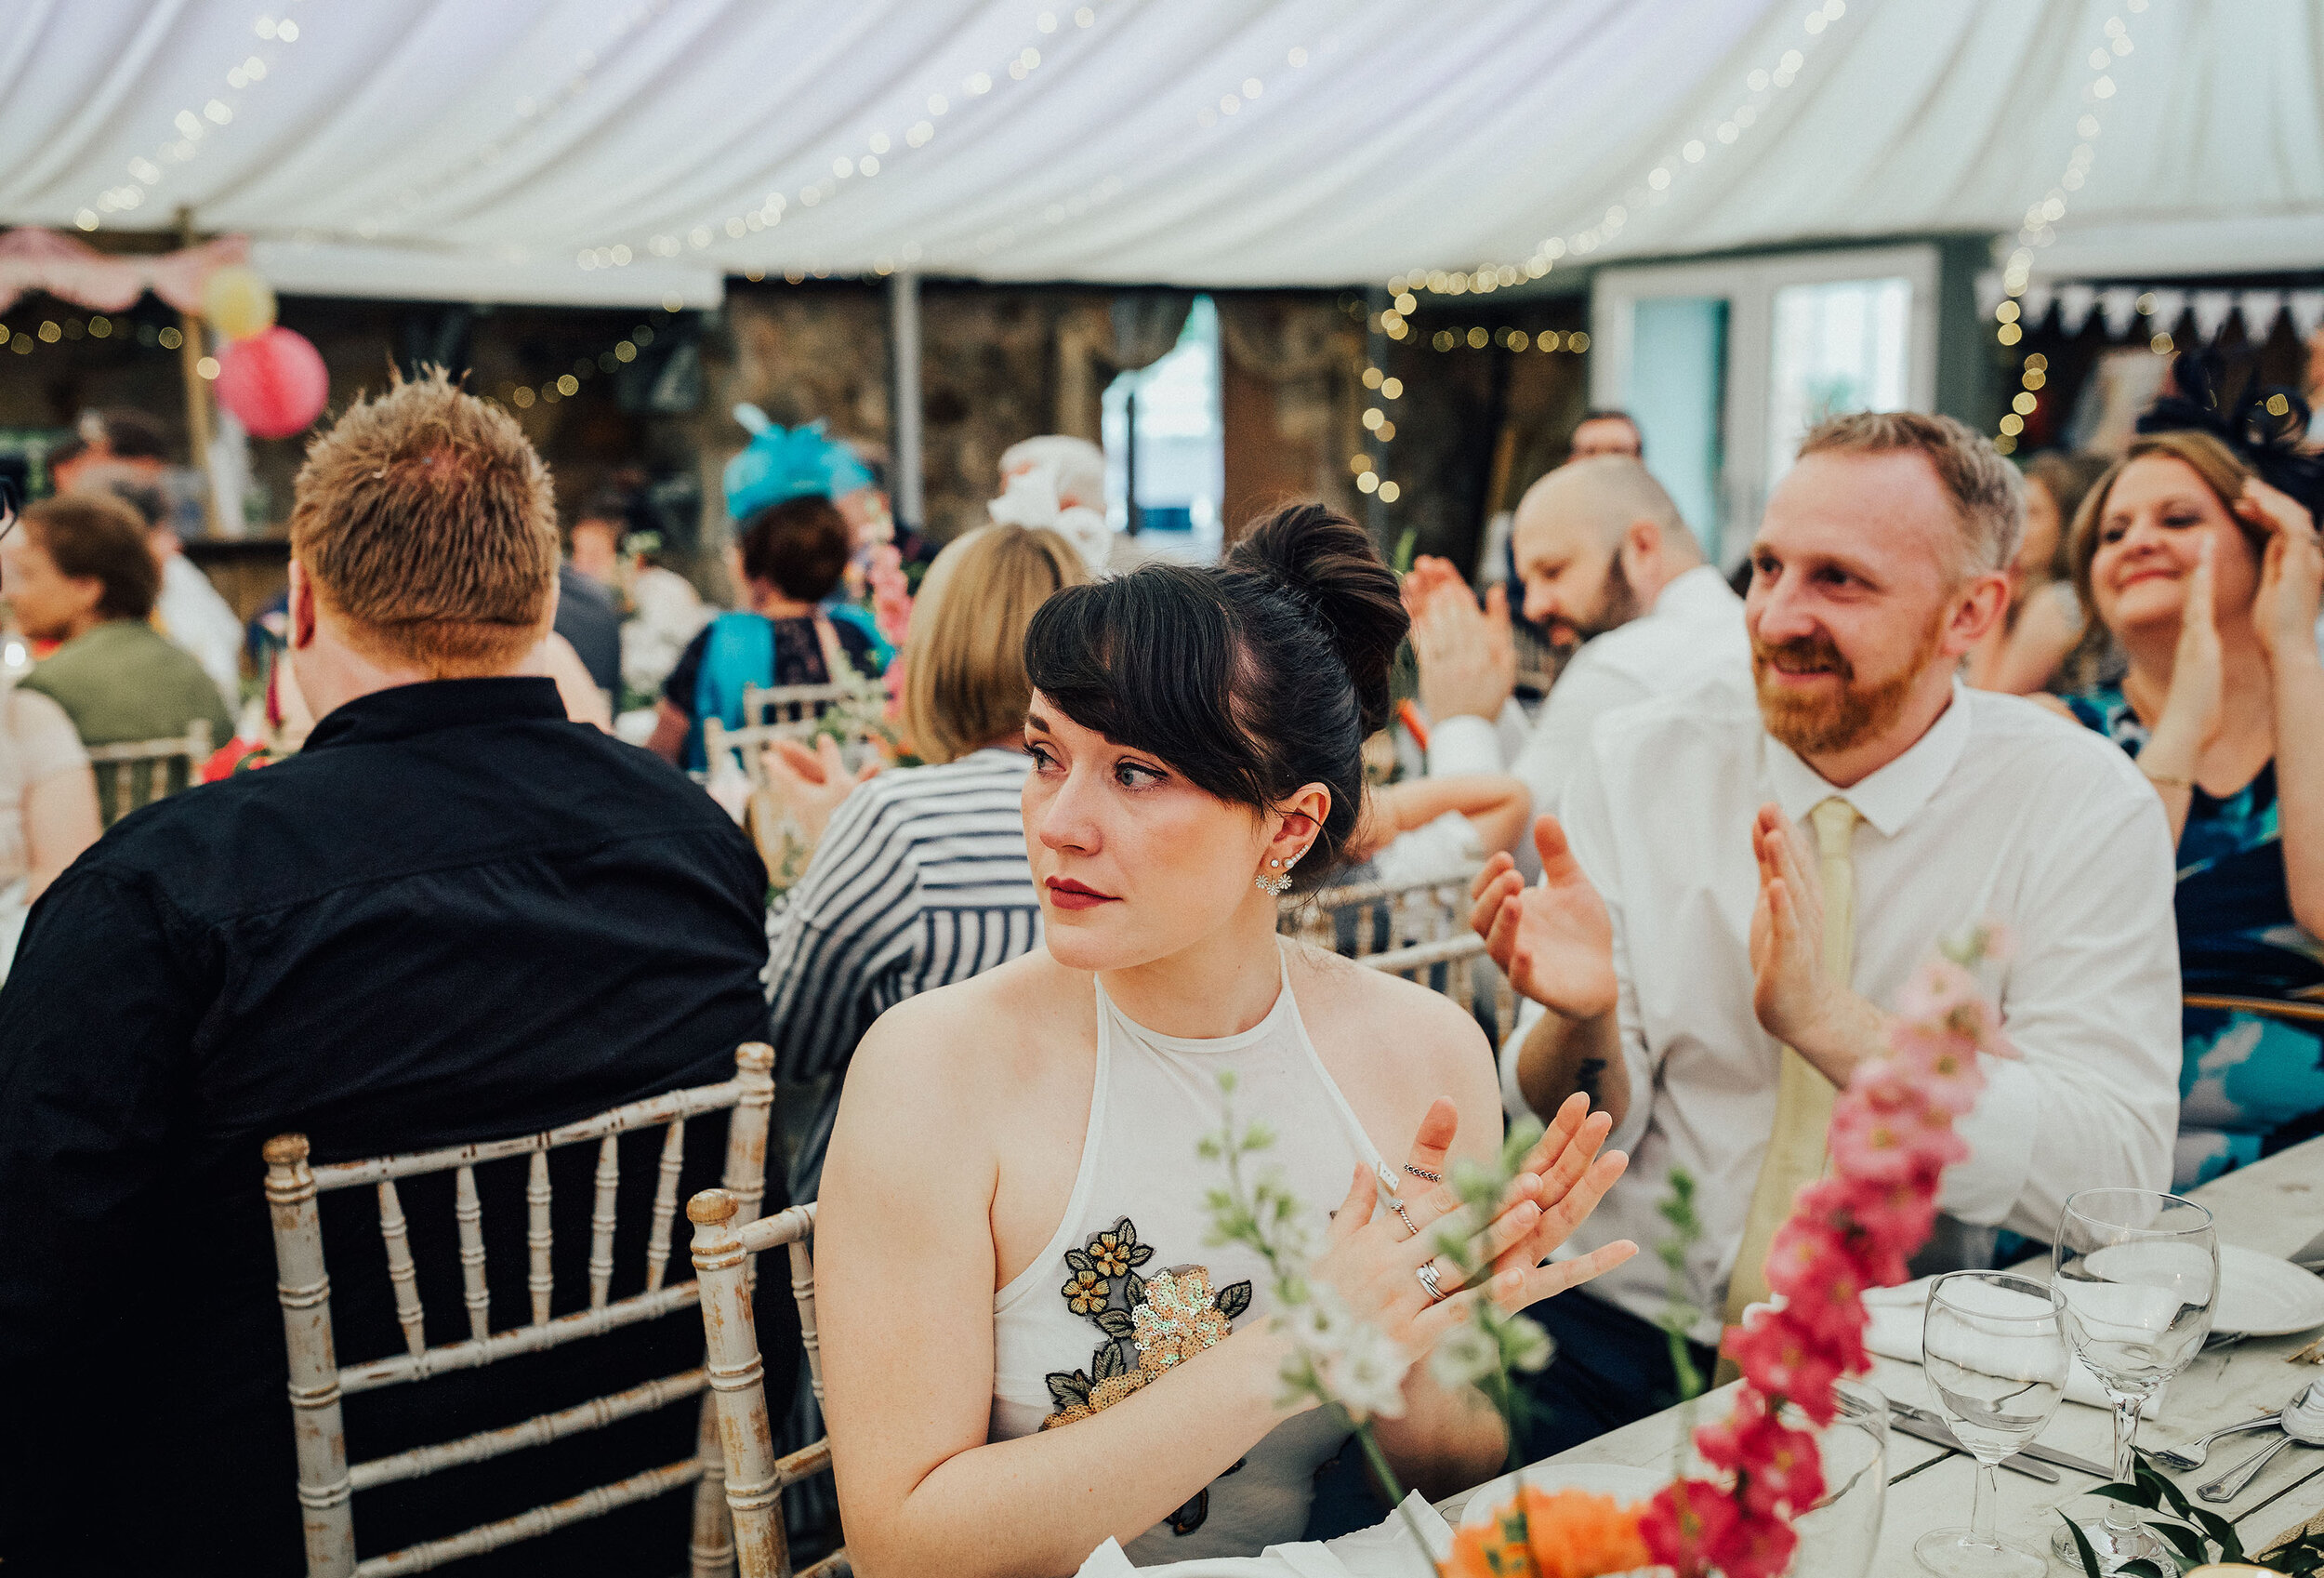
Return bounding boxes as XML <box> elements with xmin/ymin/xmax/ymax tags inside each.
<box><xmin>2062</xmin><ymin>391</ymin><xmax>2324</xmax><ymax>1188</ymax></box>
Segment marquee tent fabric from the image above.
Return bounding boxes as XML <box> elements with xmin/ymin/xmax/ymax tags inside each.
<box><xmin>1</xmin><ymin>0</ymin><xmax>2318</xmax><ymax>307</ymax></box>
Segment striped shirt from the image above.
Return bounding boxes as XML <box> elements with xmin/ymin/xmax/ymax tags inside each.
<box><xmin>765</xmin><ymin>747</ymin><xmax>1041</xmax><ymax>1200</ymax></box>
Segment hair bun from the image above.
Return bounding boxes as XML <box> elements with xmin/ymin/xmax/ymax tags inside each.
<box><xmin>1227</xmin><ymin>504</ymin><xmax>1407</xmax><ymax>735</ymax></box>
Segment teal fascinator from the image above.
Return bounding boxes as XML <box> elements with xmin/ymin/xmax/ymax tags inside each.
<box><xmin>722</xmin><ymin>404</ymin><xmax>876</xmax><ymax>522</ymax></box>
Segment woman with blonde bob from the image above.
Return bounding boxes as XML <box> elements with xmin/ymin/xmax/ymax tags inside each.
<box><xmin>2063</xmin><ymin>420</ymin><xmax>2324</xmax><ymax>1187</ymax></box>
<box><xmin>765</xmin><ymin>522</ymin><xmax>1091</xmax><ymax>1202</ymax></box>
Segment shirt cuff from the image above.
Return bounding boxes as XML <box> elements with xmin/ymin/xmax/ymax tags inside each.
<box><xmin>1937</xmin><ymin>1053</ymin><xmax>2039</xmax><ymax>1225</ymax></box>
<box><xmin>1425</xmin><ymin>712</ymin><xmax>1504</xmax><ymax>778</ymax></box>
<box><xmin>1499</xmin><ymin>997</ymin><xmax>1541</xmax><ymax>1123</ymax></box>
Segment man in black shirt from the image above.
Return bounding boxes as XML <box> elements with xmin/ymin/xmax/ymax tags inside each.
<box><xmin>0</xmin><ymin>371</ymin><xmax>789</xmax><ymax>1574</ymax></box>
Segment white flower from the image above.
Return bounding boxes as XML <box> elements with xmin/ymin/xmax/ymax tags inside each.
<box><xmin>1319</xmin><ymin>1321</ymin><xmax>1411</xmax><ymax>1422</ymax></box>
<box><xmin>1427</xmin><ymin>1321</ymin><xmax>1499</xmax><ymax>1391</ymax></box>
<box><xmin>1501</xmin><ymin>1314</ymin><xmax>1553</xmax><ymax>1374</ymax></box>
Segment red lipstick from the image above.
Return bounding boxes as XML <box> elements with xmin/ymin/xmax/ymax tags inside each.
<box><xmin>1045</xmin><ymin>877</ymin><xmax>1117</xmax><ymax>912</ymax></box>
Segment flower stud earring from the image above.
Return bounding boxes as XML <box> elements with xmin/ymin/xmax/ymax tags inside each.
<box><xmin>1256</xmin><ymin>848</ymin><xmax>1302</xmax><ymax>897</ymax></box>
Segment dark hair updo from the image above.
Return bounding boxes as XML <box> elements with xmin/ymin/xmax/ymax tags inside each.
<box><xmin>1023</xmin><ymin>502</ymin><xmax>1407</xmax><ymax>888</ymax></box>
<box><xmin>738</xmin><ymin>494</ymin><xmax>851</xmax><ymax>603</ymax></box>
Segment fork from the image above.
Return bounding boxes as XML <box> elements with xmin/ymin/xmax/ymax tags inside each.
<box><xmin>2152</xmin><ymin>1404</ymin><xmax>2296</xmax><ymax>1471</ymax></box>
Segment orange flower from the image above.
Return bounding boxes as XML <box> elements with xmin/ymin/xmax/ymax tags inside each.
<box><xmin>1439</xmin><ymin>1490</ymin><xmax>1651</xmax><ymax>1578</ymax></box>
<box><xmin>1439</xmin><ymin>1520</ymin><xmax>1538</xmax><ymax>1578</ymax></box>
<box><xmin>1522</xmin><ymin>1489</ymin><xmax>1653</xmax><ymax>1578</ymax></box>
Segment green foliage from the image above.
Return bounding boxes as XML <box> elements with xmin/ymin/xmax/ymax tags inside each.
<box><xmin>2059</xmin><ymin>1451</ymin><xmax>2274</xmax><ymax>1578</ymax></box>
<box><xmin>1655</xmin><ymin>1169</ymin><xmax>1708</xmax><ymax>1405</ymax></box>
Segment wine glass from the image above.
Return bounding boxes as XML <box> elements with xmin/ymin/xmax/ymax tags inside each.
<box><xmin>2049</xmin><ymin>1187</ymin><xmax>2219</xmax><ymax>1571</ymax></box>
<box><xmin>1913</xmin><ymin>1272</ymin><xmax>2070</xmax><ymax>1577</ymax></box>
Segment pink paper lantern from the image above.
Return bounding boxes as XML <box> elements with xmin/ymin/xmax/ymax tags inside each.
<box><xmin>213</xmin><ymin>325</ymin><xmax>328</xmax><ymax>439</ymax></box>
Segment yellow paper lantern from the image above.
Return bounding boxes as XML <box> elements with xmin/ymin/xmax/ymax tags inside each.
<box><xmin>202</xmin><ymin>266</ymin><xmax>278</xmax><ymax>341</ymax></box>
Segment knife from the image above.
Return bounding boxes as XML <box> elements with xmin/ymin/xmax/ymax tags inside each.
<box><xmin>1886</xmin><ymin>1400</ymin><xmax>2115</xmax><ymax>1479</ymax></box>
<box><xmin>1888</xmin><ymin>1414</ymin><xmax>2060</xmax><ymax>1481</ymax></box>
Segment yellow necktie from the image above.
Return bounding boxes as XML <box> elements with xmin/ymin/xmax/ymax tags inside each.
<box><xmin>1722</xmin><ymin>796</ymin><xmax>1860</xmax><ymax>1327</ymax></box>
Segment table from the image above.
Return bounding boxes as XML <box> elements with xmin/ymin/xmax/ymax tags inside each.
<box><xmin>1440</xmin><ymin>1134</ymin><xmax>2324</xmax><ymax>1571</ymax></box>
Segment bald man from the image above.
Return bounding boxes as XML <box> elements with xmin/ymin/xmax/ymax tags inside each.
<box><xmin>1414</xmin><ymin>457</ymin><xmax>1750</xmax><ymax>820</ymax></box>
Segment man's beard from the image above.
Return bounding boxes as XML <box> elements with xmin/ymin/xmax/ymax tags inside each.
<box><xmin>1550</xmin><ymin>558</ymin><xmax>1642</xmax><ymax>648</ymax></box>
<box><xmin>1751</xmin><ymin>613</ymin><xmax>1943</xmax><ymax>758</ymax></box>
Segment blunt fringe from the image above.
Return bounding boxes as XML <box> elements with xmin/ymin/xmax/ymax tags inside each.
<box><xmin>1023</xmin><ymin>503</ymin><xmax>1406</xmax><ymax>889</ymax></box>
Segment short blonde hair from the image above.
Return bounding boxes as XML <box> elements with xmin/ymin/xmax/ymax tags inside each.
<box><xmin>905</xmin><ymin>524</ymin><xmax>1089</xmax><ymax>764</ymax></box>
<box><xmin>1797</xmin><ymin>410</ymin><xmax>2025</xmax><ymax>578</ymax></box>
<box><xmin>289</xmin><ymin>367</ymin><xmax>558</xmax><ymax>674</ymax></box>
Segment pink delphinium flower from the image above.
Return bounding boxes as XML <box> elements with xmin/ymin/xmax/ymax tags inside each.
<box><xmin>1882</xmin><ymin>1022</ymin><xmax>1987</xmax><ymax>1116</ymax></box>
<box><xmin>1824</xmin><ymin>1097</ymin><xmax>1925</xmax><ymax>1184</ymax></box>
<box><xmin>1640</xmin><ymin>1479</ymin><xmax>1739</xmax><ymax>1578</ymax></box>
<box><xmin>1703</xmin><ymin>1504</ymin><xmax>1802</xmax><ymax>1578</ymax></box>
<box><xmin>1697</xmin><ymin>1389</ymin><xmax>1827</xmax><ymax>1518</ymax></box>
<box><xmin>867</xmin><ymin>542</ymin><xmax>912</xmax><ymax>648</ymax></box>
<box><xmin>1725</xmin><ymin>1315</ymin><xmax>1843</xmax><ymax>1426</ymax></box>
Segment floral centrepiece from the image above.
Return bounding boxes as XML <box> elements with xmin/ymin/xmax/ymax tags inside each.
<box><xmin>1638</xmin><ymin>929</ymin><xmax>2014</xmax><ymax>1578</ymax></box>
<box><xmin>1444</xmin><ymin>930</ymin><xmax>2014</xmax><ymax>1578</ymax></box>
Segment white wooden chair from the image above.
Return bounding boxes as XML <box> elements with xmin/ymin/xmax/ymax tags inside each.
<box><xmin>263</xmin><ymin>1042</ymin><xmax>780</xmax><ymax>1578</ymax></box>
<box><xmin>1360</xmin><ymin>931</ymin><xmax>1519</xmax><ymax>1028</ymax></box>
<box><xmin>741</xmin><ymin>683</ymin><xmax>854</xmax><ymax>732</ymax></box>
<box><xmin>689</xmin><ymin>1191</ymin><xmax>846</xmax><ymax>1578</ymax></box>
<box><xmin>1278</xmin><ymin>867</ymin><xmax>1478</xmax><ymax>961</ymax></box>
<box><xmin>86</xmin><ymin>718</ymin><xmax>211</xmax><ymax>825</ymax></box>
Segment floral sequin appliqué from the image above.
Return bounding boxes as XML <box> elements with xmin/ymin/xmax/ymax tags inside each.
<box><xmin>1040</xmin><ymin>1215</ymin><xmax>1252</xmax><ymax>1535</ymax></box>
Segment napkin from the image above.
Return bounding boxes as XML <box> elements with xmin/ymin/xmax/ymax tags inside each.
<box><xmin>1075</xmin><ymin>1491</ymin><xmax>1454</xmax><ymax>1577</ymax></box>
<box><xmin>1862</xmin><ymin>1277</ymin><xmax>2162</xmax><ymax>1418</ymax></box>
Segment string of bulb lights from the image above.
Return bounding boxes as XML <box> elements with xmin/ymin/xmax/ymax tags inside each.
<box><xmin>0</xmin><ymin>312</ymin><xmax>187</xmax><ymax>359</ymax></box>
<box><xmin>957</xmin><ymin>32</ymin><xmax>1318</xmax><ymax>263</ymax></box>
<box><xmin>578</xmin><ymin>4</ymin><xmax>1107</xmax><ymax>279</ymax></box>
<box><xmin>349</xmin><ymin>0</ymin><xmax>673</xmax><ymax>245</ymax></box>
<box><xmin>1989</xmin><ymin>0</ymin><xmax>2146</xmax><ymax>456</ymax></box>
<box><xmin>73</xmin><ymin>3</ymin><xmax>310</xmax><ymax>233</ymax></box>
<box><xmin>1354</xmin><ymin>0</ymin><xmax>1849</xmax><ymax>506</ymax></box>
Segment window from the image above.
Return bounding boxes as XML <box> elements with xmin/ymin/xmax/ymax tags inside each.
<box><xmin>1102</xmin><ymin>294</ymin><xmax>1223</xmax><ymax>562</ymax></box>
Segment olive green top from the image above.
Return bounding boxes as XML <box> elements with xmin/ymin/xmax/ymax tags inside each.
<box><xmin>20</xmin><ymin>620</ymin><xmax>235</xmax><ymax>748</ymax></box>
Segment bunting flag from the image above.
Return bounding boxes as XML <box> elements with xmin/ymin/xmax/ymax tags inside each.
<box><xmin>1997</xmin><ymin>273</ymin><xmax>2317</xmax><ymax>348</ymax></box>
<box><xmin>0</xmin><ymin>227</ymin><xmax>247</xmax><ymax>315</ymax></box>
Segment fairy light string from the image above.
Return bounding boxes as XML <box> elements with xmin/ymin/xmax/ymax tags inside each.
<box><xmin>1990</xmin><ymin>0</ymin><xmax>2145</xmax><ymax>455</ymax></box>
<box><xmin>1361</xmin><ymin>0</ymin><xmax>1848</xmax><ymax>503</ymax></box>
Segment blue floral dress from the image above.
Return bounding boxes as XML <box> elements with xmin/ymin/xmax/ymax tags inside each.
<box><xmin>2069</xmin><ymin>686</ymin><xmax>2324</xmax><ymax>1187</ymax></box>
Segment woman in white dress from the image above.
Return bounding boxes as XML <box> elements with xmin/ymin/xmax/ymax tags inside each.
<box><xmin>816</xmin><ymin>504</ymin><xmax>1637</xmax><ymax>1573</ymax></box>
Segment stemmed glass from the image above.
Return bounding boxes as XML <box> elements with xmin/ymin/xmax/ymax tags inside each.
<box><xmin>1914</xmin><ymin>1271</ymin><xmax>2071</xmax><ymax>1577</ymax></box>
<box><xmin>2049</xmin><ymin>1187</ymin><xmax>2219</xmax><ymax>1571</ymax></box>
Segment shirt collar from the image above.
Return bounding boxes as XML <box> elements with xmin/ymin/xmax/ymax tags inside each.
<box><xmin>1763</xmin><ymin>678</ymin><xmax>1974</xmax><ymax>838</ymax></box>
<box><xmin>304</xmin><ymin>677</ymin><xmax>567</xmax><ymax>753</ymax></box>
<box><xmin>1650</xmin><ymin>563</ymin><xmax>1739</xmax><ymax>624</ymax></box>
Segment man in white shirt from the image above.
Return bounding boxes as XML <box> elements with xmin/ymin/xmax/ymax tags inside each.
<box><xmin>1473</xmin><ymin>411</ymin><xmax>2180</xmax><ymax>1457</ymax></box>
<box><xmin>1413</xmin><ymin>457</ymin><xmax>1749</xmax><ymax>823</ymax></box>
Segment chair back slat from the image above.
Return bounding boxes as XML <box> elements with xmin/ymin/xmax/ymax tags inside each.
<box><xmin>338</xmin><ymin>1282</ymin><xmax>702</xmax><ymax>1395</ymax></box>
<box><xmin>353</xmin><ymin>1458</ymin><xmax>705</xmax><ymax>1577</ymax></box>
<box><xmin>263</xmin><ymin>1042</ymin><xmax>781</xmax><ymax>1575</ymax></box>
<box><xmin>375</xmin><ymin>1180</ymin><xmax>427</xmax><ymax>1359</ymax></box>
<box><xmin>265</xmin><ymin>1135</ymin><xmax>358</xmax><ymax>1577</ymax></box>
<box><xmin>525</xmin><ymin>1153</ymin><xmax>554</xmax><ymax>1325</ymax></box>
<box><xmin>742</xmin><ymin>682</ymin><xmax>854</xmax><ymax>729</ymax></box>
<box><xmin>588</xmin><ymin>1135</ymin><xmax>621</xmax><ymax>1308</ymax></box>
<box><xmin>692</xmin><ymin>1195</ymin><xmax>835</xmax><ymax>1578</ymax></box>
<box><xmin>86</xmin><ymin>719</ymin><xmax>212</xmax><ymax>825</ymax></box>
<box><xmin>1280</xmin><ymin>867</ymin><xmax>1477</xmax><ymax>961</ymax></box>
<box><xmin>348</xmin><ymin>1368</ymin><xmax>708</xmax><ymax>1492</ymax></box>
<box><xmin>306</xmin><ymin>1078</ymin><xmax>757</xmax><ymax>1190</ymax></box>
<box><xmin>646</xmin><ymin>1119</ymin><xmax>688</xmax><ymax>1293</ymax></box>
<box><xmin>788</xmin><ymin>1235</ymin><xmax>825</xmax><ymax>1410</ymax></box>
<box><xmin>452</xmin><ymin>1165</ymin><xmax>490</xmax><ymax>1341</ymax></box>
<box><xmin>2184</xmin><ymin>992</ymin><xmax>2324</xmax><ymax>1026</ymax></box>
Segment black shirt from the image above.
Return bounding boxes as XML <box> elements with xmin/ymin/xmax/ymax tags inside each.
<box><xmin>0</xmin><ymin>679</ymin><xmax>790</xmax><ymax>1575</ymax></box>
<box><xmin>555</xmin><ymin>562</ymin><xmax>624</xmax><ymax>697</ymax></box>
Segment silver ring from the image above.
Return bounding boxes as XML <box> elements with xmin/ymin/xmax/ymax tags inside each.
<box><xmin>1389</xmin><ymin>1199</ymin><xmax>1417</xmax><ymax>1239</ymax></box>
<box><xmin>1404</xmin><ymin>1164</ymin><xmax>1444</xmax><ymax>1184</ymax></box>
<box><xmin>1415</xmin><ymin>1262</ymin><xmax>1447</xmax><ymax>1304</ymax></box>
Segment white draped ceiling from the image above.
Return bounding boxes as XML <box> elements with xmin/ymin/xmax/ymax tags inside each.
<box><xmin>3</xmin><ymin>0</ymin><xmax>2319</xmax><ymax>307</ymax></box>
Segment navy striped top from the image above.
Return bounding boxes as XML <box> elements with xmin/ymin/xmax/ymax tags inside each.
<box><xmin>765</xmin><ymin>747</ymin><xmax>1041</xmax><ymax>1200</ymax></box>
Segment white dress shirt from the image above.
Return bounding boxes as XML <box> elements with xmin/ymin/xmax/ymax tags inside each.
<box><xmin>1427</xmin><ymin>564</ymin><xmax>1750</xmax><ymax>818</ymax></box>
<box><xmin>155</xmin><ymin>554</ymin><xmax>244</xmax><ymax>711</ymax></box>
<box><xmin>1507</xmin><ymin>677</ymin><xmax>2181</xmax><ymax>1344</ymax></box>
